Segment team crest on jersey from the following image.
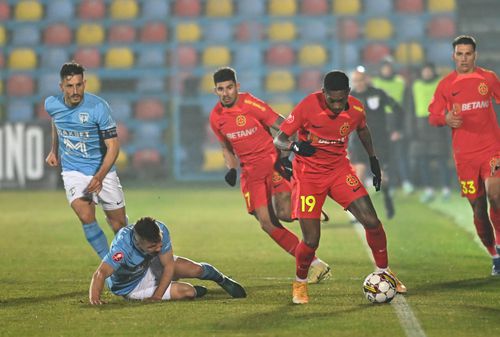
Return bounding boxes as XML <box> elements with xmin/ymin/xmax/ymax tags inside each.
<box><xmin>367</xmin><ymin>96</ymin><xmax>380</xmax><ymax>110</ymax></box>
<box><xmin>236</xmin><ymin>115</ymin><xmax>246</xmax><ymax>126</ymax></box>
<box><xmin>478</xmin><ymin>82</ymin><xmax>488</xmax><ymax>95</ymax></box>
<box><xmin>112</xmin><ymin>252</ymin><xmax>124</xmax><ymax>262</ymax></box>
<box><xmin>339</xmin><ymin>122</ymin><xmax>350</xmax><ymax>136</ymax></box>
<box><xmin>345</xmin><ymin>174</ymin><xmax>360</xmax><ymax>187</ymax></box>
<box><xmin>79</xmin><ymin>112</ymin><xmax>89</xmax><ymax>124</ymax></box>
<box><xmin>272</xmin><ymin>171</ymin><xmax>283</xmax><ymax>183</ymax></box>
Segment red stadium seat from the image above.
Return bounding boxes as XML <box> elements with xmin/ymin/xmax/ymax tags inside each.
<box><xmin>395</xmin><ymin>0</ymin><xmax>423</xmax><ymax>13</ymax></box>
<box><xmin>140</xmin><ymin>22</ymin><xmax>168</xmax><ymax>43</ymax></box>
<box><xmin>337</xmin><ymin>18</ymin><xmax>359</xmax><ymax>41</ymax></box>
<box><xmin>298</xmin><ymin>70</ymin><xmax>322</xmax><ymax>92</ymax></box>
<box><xmin>132</xmin><ymin>149</ymin><xmax>162</xmax><ymax>169</ymax></box>
<box><xmin>36</xmin><ymin>102</ymin><xmax>51</xmax><ymax>121</ymax></box>
<box><xmin>174</xmin><ymin>45</ymin><xmax>198</xmax><ymax>69</ymax></box>
<box><xmin>266</xmin><ymin>44</ymin><xmax>295</xmax><ymax>66</ymax></box>
<box><xmin>78</xmin><ymin>0</ymin><xmax>105</xmax><ymax>19</ymax></box>
<box><xmin>43</xmin><ymin>23</ymin><xmax>72</xmax><ymax>46</ymax></box>
<box><xmin>427</xmin><ymin>16</ymin><xmax>456</xmax><ymax>38</ymax></box>
<box><xmin>108</xmin><ymin>24</ymin><xmax>136</xmax><ymax>43</ymax></box>
<box><xmin>116</xmin><ymin>122</ymin><xmax>130</xmax><ymax>144</ymax></box>
<box><xmin>301</xmin><ymin>0</ymin><xmax>328</xmax><ymax>15</ymax></box>
<box><xmin>362</xmin><ymin>43</ymin><xmax>391</xmax><ymax>64</ymax></box>
<box><xmin>0</xmin><ymin>1</ymin><xmax>10</xmax><ymax>20</ymax></box>
<box><xmin>174</xmin><ymin>0</ymin><xmax>201</xmax><ymax>17</ymax></box>
<box><xmin>7</xmin><ymin>74</ymin><xmax>35</xmax><ymax>96</ymax></box>
<box><xmin>236</xmin><ymin>21</ymin><xmax>264</xmax><ymax>41</ymax></box>
<box><xmin>73</xmin><ymin>48</ymin><xmax>101</xmax><ymax>69</ymax></box>
<box><xmin>0</xmin><ymin>52</ymin><xmax>4</xmax><ymax>68</ymax></box>
<box><xmin>135</xmin><ymin>99</ymin><xmax>165</xmax><ymax>120</ymax></box>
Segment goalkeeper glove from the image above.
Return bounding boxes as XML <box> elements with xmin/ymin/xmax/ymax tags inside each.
<box><xmin>369</xmin><ymin>156</ymin><xmax>382</xmax><ymax>192</ymax></box>
<box><xmin>290</xmin><ymin>141</ymin><xmax>316</xmax><ymax>157</ymax></box>
<box><xmin>275</xmin><ymin>157</ymin><xmax>293</xmax><ymax>181</ymax></box>
<box><xmin>224</xmin><ymin>168</ymin><xmax>237</xmax><ymax>187</ymax></box>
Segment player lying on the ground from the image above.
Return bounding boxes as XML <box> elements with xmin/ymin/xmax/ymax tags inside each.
<box><xmin>89</xmin><ymin>216</ymin><xmax>246</xmax><ymax>304</ymax></box>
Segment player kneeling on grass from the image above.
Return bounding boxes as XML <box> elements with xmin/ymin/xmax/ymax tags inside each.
<box><xmin>89</xmin><ymin>216</ymin><xmax>246</xmax><ymax>305</ymax></box>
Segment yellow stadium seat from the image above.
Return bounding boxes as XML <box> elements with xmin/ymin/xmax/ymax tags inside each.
<box><xmin>428</xmin><ymin>0</ymin><xmax>455</xmax><ymax>12</ymax></box>
<box><xmin>0</xmin><ymin>80</ymin><xmax>3</xmax><ymax>95</ymax></box>
<box><xmin>105</xmin><ymin>48</ymin><xmax>135</xmax><ymax>68</ymax></box>
<box><xmin>8</xmin><ymin>48</ymin><xmax>37</xmax><ymax>69</ymax></box>
<box><xmin>76</xmin><ymin>24</ymin><xmax>105</xmax><ymax>45</ymax></box>
<box><xmin>15</xmin><ymin>0</ymin><xmax>43</xmax><ymax>21</ymax></box>
<box><xmin>202</xmin><ymin>46</ymin><xmax>231</xmax><ymax>68</ymax></box>
<box><xmin>268</xmin><ymin>22</ymin><xmax>296</xmax><ymax>41</ymax></box>
<box><xmin>270</xmin><ymin>101</ymin><xmax>294</xmax><ymax>116</ymax></box>
<box><xmin>0</xmin><ymin>26</ymin><xmax>5</xmax><ymax>45</ymax></box>
<box><xmin>395</xmin><ymin>42</ymin><xmax>424</xmax><ymax>64</ymax></box>
<box><xmin>176</xmin><ymin>22</ymin><xmax>202</xmax><ymax>42</ymax></box>
<box><xmin>203</xmin><ymin>148</ymin><xmax>226</xmax><ymax>171</ymax></box>
<box><xmin>115</xmin><ymin>150</ymin><xmax>129</xmax><ymax>171</ymax></box>
<box><xmin>333</xmin><ymin>0</ymin><xmax>360</xmax><ymax>15</ymax></box>
<box><xmin>269</xmin><ymin>0</ymin><xmax>297</xmax><ymax>16</ymax></box>
<box><xmin>299</xmin><ymin>44</ymin><xmax>328</xmax><ymax>66</ymax></box>
<box><xmin>266</xmin><ymin>71</ymin><xmax>295</xmax><ymax>93</ymax></box>
<box><xmin>206</xmin><ymin>0</ymin><xmax>233</xmax><ymax>17</ymax></box>
<box><xmin>85</xmin><ymin>73</ymin><xmax>101</xmax><ymax>93</ymax></box>
<box><xmin>110</xmin><ymin>0</ymin><xmax>139</xmax><ymax>19</ymax></box>
<box><xmin>365</xmin><ymin>18</ymin><xmax>393</xmax><ymax>40</ymax></box>
<box><xmin>201</xmin><ymin>73</ymin><xmax>214</xmax><ymax>93</ymax></box>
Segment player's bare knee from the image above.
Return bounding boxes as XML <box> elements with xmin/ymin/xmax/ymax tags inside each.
<box><xmin>259</xmin><ymin>219</ymin><xmax>276</xmax><ymax>234</ymax></box>
<box><xmin>171</xmin><ymin>282</ymin><xmax>196</xmax><ymax>300</ymax></box>
<box><xmin>276</xmin><ymin>208</ymin><xmax>293</xmax><ymax>222</ymax></box>
<box><xmin>358</xmin><ymin>214</ymin><xmax>380</xmax><ymax>228</ymax></box>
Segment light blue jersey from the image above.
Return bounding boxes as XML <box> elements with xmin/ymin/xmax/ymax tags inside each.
<box><xmin>45</xmin><ymin>93</ymin><xmax>117</xmax><ymax>176</ymax></box>
<box><xmin>103</xmin><ymin>221</ymin><xmax>172</xmax><ymax>296</ymax></box>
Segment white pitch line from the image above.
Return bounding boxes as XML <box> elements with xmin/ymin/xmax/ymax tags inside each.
<box><xmin>353</xmin><ymin>222</ymin><xmax>427</xmax><ymax>337</ymax></box>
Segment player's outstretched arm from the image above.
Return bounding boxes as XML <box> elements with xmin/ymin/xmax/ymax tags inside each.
<box><xmin>89</xmin><ymin>261</ymin><xmax>114</xmax><ymax>305</ymax></box>
<box><xmin>357</xmin><ymin>126</ymin><xmax>382</xmax><ymax>191</ymax></box>
<box><xmin>274</xmin><ymin>131</ymin><xmax>315</xmax><ymax>157</ymax></box>
<box><xmin>45</xmin><ymin>121</ymin><xmax>59</xmax><ymax>167</ymax></box>
<box><xmin>149</xmin><ymin>250</ymin><xmax>175</xmax><ymax>301</ymax></box>
<box><xmin>86</xmin><ymin>136</ymin><xmax>120</xmax><ymax>194</ymax></box>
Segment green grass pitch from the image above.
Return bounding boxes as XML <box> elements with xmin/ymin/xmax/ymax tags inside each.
<box><xmin>1</xmin><ymin>187</ymin><xmax>500</xmax><ymax>337</ymax></box>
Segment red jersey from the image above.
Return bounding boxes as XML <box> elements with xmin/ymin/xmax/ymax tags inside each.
<box><xmin>280</xmin><ymin>92</ymin><xmax>366</xmax><ymax>176</ymax></box>
<box><xmin>428</xmin><ymin>67</ymin><xmax>500</xmax><ymax>162</ymax></box>
<box><xmin>209</xmin><ymin>92</ymin><xmax>280</xmax><ymax>170</ymax></box>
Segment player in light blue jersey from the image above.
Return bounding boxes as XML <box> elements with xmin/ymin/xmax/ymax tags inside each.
<box><xmin>45</xmin><ymin>62</ymin><xmax>127</xmax><ymax>259</ymax></box>
<box><xmin>89</xmin><ymin>217</ymin><xmax>247</xmax><ymax>304</ymax></box>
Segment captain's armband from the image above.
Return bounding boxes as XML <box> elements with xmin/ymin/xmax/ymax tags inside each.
<box><xmin>100</xmin><ymin>127</ymin><xmax>118</xmax><ymax>139</ymax></box>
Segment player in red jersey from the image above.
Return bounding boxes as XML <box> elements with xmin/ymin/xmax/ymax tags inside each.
<box><xmin>274</xmin><ymin>71</ymin><xmax>406</xmax><ymax>304</ymax></box>
<box><xmin>209</xmin><ymin>67</ymin><xmax>331</xmax><ymax>283</ymax></box>
<box><xmin>428</xmin><ymin>35</ymin><xmax>500</xmax><ymax>275</ymax></box>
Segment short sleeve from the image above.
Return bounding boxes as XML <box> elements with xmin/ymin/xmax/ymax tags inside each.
<box><xmin>95</xmin><ymin>101</ymin><xmax>117</xmax><ymax>130</ymax></box>
<box><xmin>279</xmin><ymin>101</ymin><xmax>305</xmax><ymax>136</ymax></box>
<box><xmin>247</xmin><ymin>96</ymin><xmax>280</xmax><ymax>127</ymax></box>
<box><xmin>157</xmin><ymin>221</ymin><xmax>172</xmax><ymax>254</ymax></box>
<box><xmin>209</xmin><ymin>110</ymin><xmax>226</xmax><ymax>142</ymax></box>
<box><xmin>103</xmin><ymin>244</ymin><xmax>126</xmax><ymax>271</ymax></box>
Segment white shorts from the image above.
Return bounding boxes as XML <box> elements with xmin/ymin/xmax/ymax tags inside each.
<box><xmin>61</xmin><ymin>170</ymin><xmax>125</xmax><ymax>211</ymax></box>
<box><xmin>125</xmin><ymin>256</ymin><xmax>178</xmax><ymax>301</ymax></box>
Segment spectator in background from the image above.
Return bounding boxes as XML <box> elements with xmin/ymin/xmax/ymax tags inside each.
<box><xmin>429</xmin><ymin>35</ymin><xmax>500</xmax><ymax>276</ymax></box>
<box><xmin>410</xmin><ymin>63</ymin><xmax>451</xmax><ymax>202</ymax></box>
<box><xmin>45</xmin><ymin>61</ymin><xmax>127</xmax><ymax>259</ymax></box>
<box><xmin>349</xmin><ymin>66</ymin><xmax>402</xmax><ymax>219</ymax></box>
<box><xmin>373</xmin><ymin>58</ymin><xmax>414</xmax><ymax>194</ymax></box>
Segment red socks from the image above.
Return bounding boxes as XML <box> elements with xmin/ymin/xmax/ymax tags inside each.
<box><xmin>295</xmin><ymin>240</ymin><xmax>316</xmax><ymax>279</ymax></box>
<box><xmin>473</xmin><ymin>215</ymin><xmax>496</xmax><ymax>256</ymax></box>
<box><xmin>269</xmin><ymin>227</ymin><xmax>300</xmax><ymax>256</ymax></box>
<box><xmin>365</xmin><ymin>223</ymin><xmax>388</xmax><ymax>269</ymax></box>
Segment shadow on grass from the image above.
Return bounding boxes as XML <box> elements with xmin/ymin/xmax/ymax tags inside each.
<box><xmin>409</xmin><ymin>276</ymin><xmax>500</xmax><ymax>295</ymax></box>
<box><xmin>0</xmin><ymin>290</ymin><xmax>87</xmax><ymax>307</ymax></box>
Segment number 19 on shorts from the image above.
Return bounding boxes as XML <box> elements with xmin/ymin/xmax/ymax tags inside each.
<box><xmin>300</xmin><ymin>195</ymin><xmax>316</xmax><ymax>212</ymax></box>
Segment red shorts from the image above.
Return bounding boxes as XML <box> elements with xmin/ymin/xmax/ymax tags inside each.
<box><xmin>240</xmin><ymin>170</ymin><xmax>292</xmax><ymax>213</ymax></box>
<box><xmin>455</xmin><ymin>150</ymin><xmax>500</xmax><ymax>200</ymax></box>
<box><xmin>292</xmin><ymin>162</ymin><xmax>368</xmax><ymax>219</ymax></box>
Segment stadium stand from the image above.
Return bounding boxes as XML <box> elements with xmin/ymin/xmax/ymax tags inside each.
<box><xmin>135</xmin><ymin>99</ymin><xmax>165</xmax><ymax>120</ymax></box>
<box><xmin>0</xmin><ymin>0</ymin><xmax>458</xmax><ymax>179</ymax></box>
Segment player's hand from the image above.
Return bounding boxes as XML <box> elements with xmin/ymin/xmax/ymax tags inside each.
<box><xmin>86</xmin><ymin>175</ymin><xmax>103</xmax><ymax>194</ymax></box>
<box><xmin>224</xmin><ymin>168</ymin><xmax>237</xmax><ymax>187</ymax></box>
<box><xmin>290</xmin><ymin>141</ymin><xmax>316</xmax><ymax>157</ymax></box>
<box><xmin>370</xmin><ymin>156</ymin><xmax>382</xmax><ymax>192</ymax></box>
<box><xmin>89</xmin><ymin>296</ymin><xmax>106</xmax><ymax>305</ymax></box>
<box><xmin>445</xmin><ymin>106</ymin><xmax>463</xmax><ymax>128</ymax></box>
<box><xmin>275</xmin><ymin>157</ymin><xmax>293</xmax><ymax>181</ymax></box>
<box><xmin>491</xmin><ymin>157</ymin><xmax>500</xmax><ymax>176</ymax></box>
<box><xmin>45</xmin><ymin>151</ymin><xmax>59</xmax><ymax>167</ymax></box>
<box><xmin>144</xmin><ymin>296</ymin><xmax>162</xmax><ymax>303</ymax></box>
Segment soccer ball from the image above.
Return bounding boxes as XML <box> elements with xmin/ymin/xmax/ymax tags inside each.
<box><xmin>362</xmin><ymin>271</ymin><xmax>397</xmax><ymax>304</ymax></box>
